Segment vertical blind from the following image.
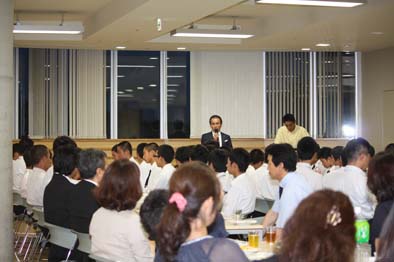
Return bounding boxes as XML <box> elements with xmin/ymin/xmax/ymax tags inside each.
<box><xmin>266</xmin><ymin>52</ymin><xmax>310</xmax><ymax>138</ymax></box>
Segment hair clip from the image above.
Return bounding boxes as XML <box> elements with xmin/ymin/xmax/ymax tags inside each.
<box><xmin>325</xmin><ymin>205</ymin><xmax>342</xmax><ymax>228</ymax></box>
<box><xmin>169</xmin><ymin>192</ymin><xmax>187</xmax><ymax>213</ymax></box>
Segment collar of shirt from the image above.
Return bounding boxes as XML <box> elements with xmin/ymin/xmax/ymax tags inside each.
<box><xmin>285</xmin><ymin>125</ymin><xmax>300</xmax><ymax>134</ymax></box>
<box><xmin>84</xmin><ymin>179</ymin><xmax>98</xmax><ymax>186</ymax></box>
<box><xmin>297</xmin><ymin>162</ymin><xmax>312</xmax><ymax>170</ymax></box>
<box><xmin>256</xmin><ymin>163</ymin><xmax>268</xmax><ymax>172</ymax></box>
<box><xmin>162</xmin><ymin>163</ymin><xmax>175</xmax><ymax>172</ymax></box>
<box><xmin>279</xmin><ymin>171</ymin><xmax>297</xmax><ymax>188</ymax></box>
<box><xmin>62</xmin><ymin>175</ymin><xmax>80</xmax><ymax>185</ymax></box>
<box><xmin>33</xmin><ymin>167</ymin><xmax>46</xmax><ymax>173</ymax></box>
<box><xmin>216</xmin><ymin>172</ymin><xmax>227</xmax><ymax>178</ymax></box>
<box><xmin>344</xmin><ymin>165</ymin><xmax>366</xmax><ymax>176</ymax></box>
<box><xmin>232</xmin><ymin>172</ymin><xmax>246</xmax><ymax>182</ymax></box>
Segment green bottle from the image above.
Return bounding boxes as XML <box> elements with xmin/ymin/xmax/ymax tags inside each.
<box><xmin>354</xmin><ymin>207</ymin><xmax>370</xmax><ymax>244</ymax></box>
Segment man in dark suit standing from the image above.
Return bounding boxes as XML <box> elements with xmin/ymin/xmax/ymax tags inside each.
<box><xmin>201</xmin><ymin>115</ymin><xmax>233</xmax><ymax>149</ymax></box>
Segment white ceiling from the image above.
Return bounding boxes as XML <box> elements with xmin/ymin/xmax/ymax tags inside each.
<box><xmin>13</xmin><ymin>0</ymin><xmax>394</xmax><ymax>52</ymax></box>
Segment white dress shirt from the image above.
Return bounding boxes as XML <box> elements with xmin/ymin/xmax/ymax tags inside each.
<box><xmin>222</xmin><ymin>173</ymin><xmax>256</xmax><ymax>216</ymax></box>
<box><xmin>41</xmin><ymin>165</ymin><xmax>54</xmax><ymax>191</ymax></box>
<box><xmin>212</xmin><ymin>131</ymin><xmax>222</xmax><ymax>147</ymax></box>
<box><xmin>312</xmin><ymin>160</ymin><xmax>327</xmax><ymax>175</ymax></box>
<box><xmin>26</xmin><ymin>167</ymin><xmax>47</xmax><ymax>206</ymax></box>
<box><xmin>250</xmin><ymin>164</ymin><xmax>279</xmax><ymax>200</ymax></box>
<box><xmin>296</xmin><ymin>162</ymin><xmax>323</xmax><ymax>191</ymax></box>
<box><xmin>216</xmin><ymin>172</ymin><xmax>233</xmax><ymax>193</ymax></box>
<box><xmin>139</xmin><ymin>161</ymin><xmax>151</xmax><ymax>189</ymax></box>
<box><xmin>20</xmin><ymin>169</ymin><xmax>32</xmax><ymax>199</ymax></box>
<box><xmin>154</xmin><ymin>163</ymin><xmax>176</xmax><ymax>190</ymax></box>
<box><xmin>90</xmin><ymin>208</ymin><xmax>153</xmax><ymax>262</ymax></box>
<box><xmin>145</xmin><ymin>162</ymin><xmax>162</xmax><ymax>192</ymax></box>
<box><xmin>130</xmin><ymin>156</ymin><xmax>139</xmax><ymax>166</ymax></box>
<box><xmin>323</xmin><ymin>165</ymin><xmax>375</xmax><ymax>219</ymax></box>
<box><xmin>13</xmin><ymin>156</ymin><xmax>26</xmax><ymax>193</ymax></box>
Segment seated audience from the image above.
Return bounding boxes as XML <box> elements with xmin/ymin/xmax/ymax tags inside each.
<box><xmin>69</xmin><ymin>149</ymin><xmax>106</xmax><ymax>234</ymax></box>
<box><xmin>296</xmin><ymin>137</ymin><xmax>322</xmax><ymax>191</ymax></box>
<box><xmin>274</xmin><ymin>113</ymin><xmax>309</xmax><ymax>149</ymax></box>
<box><xmin>207</xmin><ymin>149</ymin><xmax>232</xmax><ymax>193</ymax></box>
<box><xmin>136</xmin><ymin>142</ymin><xmax>147</xmax><ymax>164</ymax></box>
<box><xmin>140</xmin><ymin>143</ymin><xmax>161</xmax><ymax>191</ymax></box>
<box><xmin>154</xmin><ymin>144</ymin><xmax>176</xmax><ymax>190</ymax></box>
<box><xmin>331</xmin><ymin>145</ymin><xmax>344</xmax><ymax>170</ymax></box>
<box><xmin>317</xmin><ymin>147</ymin><xmax>334</xmax><ymax>175</ymax></box>
<box><xmin>262</xmin><ymin>143</ymin><xmax>312</xmax><ymax>240</ymax></box>
<box><xmin>323</xmin><ymin>138</ymin><xmax>375</xmax><ymax>220</ymax></box>
<box><xmin>248</xmin><ymin>149</ymin><xmax>278</xmax><ymax>200</ymax></box>
<box><xmin>174</xmin><ymin>146</ymin><xmax>191</xmax><ymax>167</ymax></box>
<box><xmin>90</xmin><ymin>160</ymin><xmax>152</xmax><ymax>261</ymax></box>
<box><xmin>156</xmin><ymin>162</ymin><xmax>248</xmax><ymax>262</ymax></box>
<box><xmin>222</xmin><ymin>148</ymin><xmax>256</xmax><ymax>216</ymax></box>
<box><xmin>376</xmin><ymin>206</ymin><xmax>394</xmax><ymax>261</ymax></box>
<box><xmin>20</xmin><ymin>148</ymin><xmax>33</xmax><ymax>199</ymax></box>
<box><xmin>13</xmin><ymin>143</ymin><xmax>26</xmax><ymax>194</ymax></box>
<box><xmin>367</xmin><ymin>152</ymin><xmax>394</xmax><ymax>254</ymax></box>
<box><xmin>189</xmin><ymin>144</ymin><xmax>209</xmax><ymax>164</ymax></box>
<box><xmin>260</xmin><ymin>190</ymin><xmax>356</xmax><ymax>262</ymax></box>
<box><xmin>26</xmin><ymin>145</ymin><xmax>52</xmax><ymax>206</ymax></box>
<box><xmin>117</xmin><ymin>141</ymin><xmax>138</xmax><ymax>165</ymax></box>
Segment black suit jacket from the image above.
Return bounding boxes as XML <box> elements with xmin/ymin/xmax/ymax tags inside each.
<box><xmin>68</xmin><ymin>180</ymin><xmax>100</xmax><ymax>233</ymax></box>
<box><xmin>43</xmin><ymin>174</ymin><xmax>75</xmax><ymax>228</ymax></box>
<box><xmin>201</xmin><ymin>132</ymin><xmax>233</xmax><ymax>149</ymax></box>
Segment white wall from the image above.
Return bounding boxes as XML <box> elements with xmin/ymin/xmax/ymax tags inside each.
<box><xmin>190</xmin><ymin>51</ymin><xmax>264</xmax><ymax>138</ymax></box>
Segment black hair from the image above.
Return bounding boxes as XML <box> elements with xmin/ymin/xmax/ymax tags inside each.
<box><xmin>343</xmin><ymin>138</ymin><xmax>373</xmax><ymax>164</ymax></box>
<box><xmin>204</xmin><ymin>141</ymin><xmax>220</xmax><ymax>152</ymax></box>
<box><xmin>145</xmin><ymin>142</ymin><xmax>159</xmax><ymax>152</ymax></box>
<box><xmin>265</xmin><ymin>143</ymin><xmax>297</xmax><ymax>172</ymax></box>
<box><xmin>53</xmin><ymin>136</ymin><xmax>77</xmax><ymax>151</ymax></box>
<box><xmin>209</xmin><ymin>115</ymin><xmax>223</xmax><ymax>125</ymax></box>
<box><xmin>297</xmin><ymin>137</ymin><xmax>320</xmax><ymax>161</ymax></box>
<box><xmin>117</xmin><ymin>141</ymin><xmax>132</xmax><ymax>154</ymax></box>
<box><xmin>190</xmin><ymin>144</ymin><xmax>209</xmax><ymax>164</ymax></box>
<box><xmin>175</xmin><ymin>146</ymin><xmax>191</xmax><ymax>164</ymax></box>
<box><xmin>385</xmin><ymin>143</ymin><xmax>394</xmax><ymax>155</ymax></box>
<box><xmin>18</xmin><ymin>135</ymin><xmax>34</xmax><ymax>154</ymax></box>
<box><xmin>207</xmin><ymin>149</ymin><xmax>228</xmax><ymax>173</ymax></box>
<box><xmin>31</xmin><ymin>145</ymin><xmax>49</xmax><ymax>166</ymax></box>
<box><xmin>23</xmin><ymin>148</ymin><xmax>34</xmax><ymax>168</ymax></box>
<box><xmin>318</xmin><ymin>147</ymin><xmax>333</xmax><ymax>159</ymax></box>
<box><xmin>332</xmin><ymin>146</ymin><xmax>344</xmax><ymax>161</ymax></box>
<box><xmin>228</xmin><ymin>148</ymin><xmax>250</xmax><ymax>173</ymax></box>
<box><xmin>139</xmin><ymin>189</ymin><xmax>169</xmax><ymax>241</ymax></box>
<box><xmin>53</xmin><ymin>145</ymin><xmax>80</xmax><ymax>175</ymax></box>
<box><xmin>282</xmin><ymin>113</ymin><xmax>296</xmax><ymax>123</ymax></box>
<box><xmin>137</xmin><ymin>143</ymin><xmax>147</xmax><ymax>158</ymax></box>
<box><xmin>111</xmin><ymin>144</ymin><xmax>118</xmax><ymax>152</ymax></box>
<box><xmin>250</xmin><ymin>149</ymin><xmax>265</xmax><ymax>164</ymax></box>
<box><xmin>13</xmin><ymin>143</ymin><xmax>24</xmax><ymax>156</ymax></box>
<box><xmin>78</xmin><ymin>149</ymin><xmax>107</xmax><ymax>179</ymax></box>
<box><xmin>158</xmin><ymin>144</ymin><xmax>175</xmax><ymax>164</ymax></box>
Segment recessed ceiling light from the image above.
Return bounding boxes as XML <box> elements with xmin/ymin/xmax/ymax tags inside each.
<box><xmin>168</xmin><ymin>84</ymin><xmax>180</xmax><ymax>87</ymax></box>
<box><xmin>125</xmin><ymin>89</ymin><xmax>133</xmax><ymax>92</ymax></box>
<box><xmin>301</xmin><ymin>48</ymin><xmax>311</xmax><ymax>51</ymax></box>
<box><xmin>316</xmin><ymin>43</ymin><xmax>331</xmax><ymax>47</ymax></box>
<box><xmin>117</xmin><ymin>75</ymin><xmax>125</xmax><ymax>78</ymax></box>
<box><xmin>256</xmin><ymin>0</ymin><xmax>365</xmax><ymax>7</ymax></box>
<box><xmin>137</xmin><ymin>86</ymin><xmax>144</xmax><ymax>90</ymax></box>
<box><xmin>116</xmin><ymin>46</ymin><xmax>126</xmax><ymax>49</ymax></box>
<box><xmin>168</xmin><ymin>89</ymin><xmax>178</xmax><ymax>92</ymax></box>
<box><xmin>149</xmin><ymin>84</ymin><xmax>157</xmax><ymax>87</ymax></box>
<box><xmin>370</xmin><ymin>31</ymin><xmax>384</xmax><ymax>35</ymax></box>
<box><xmin>118</xmin><ymin>91</ymin><xmax>125</xmax><ymax>94</ymax></box>
<box><xmin>177</xmin><ymin>47</ymin><xmax>187</xmax><ymax>50</ymax></box>
<box><xmin>149</xmin><ymin>57</ymin><xmax>159</xmax><ymax>60</ymax></box>
<box><xmin>168</xmin><ymin>75</ymin><xmax>183</xmax><ymax>78</ymax></box>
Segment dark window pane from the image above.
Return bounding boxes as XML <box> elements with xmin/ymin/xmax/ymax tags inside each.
<box><xmin>167</xmin><ymin>51</ymin><xmax>190</xmax><ymax>138</ymax></box>
<box><xmin>18</xmin><ymin>48</ymin><xmax>29</xmax><ymax>138</ymax></box>
<box><xmin>106</xmin><ymin>50</ymin><xmax>111</xmax><ymax>138</ymax></box>
<box><xmin>117</xmin><ymin>51</ymin><xmax>160</xmax><ymax>138</ymax></box>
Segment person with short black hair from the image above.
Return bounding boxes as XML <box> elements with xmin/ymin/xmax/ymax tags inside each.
<box><xmin>136</xmin><ymin>142</ymin><xmax>147</xmax><ymax>164</ymax></box>
<box><xmin>19</xmin><ymin>149</ymin><xmax>34</xmax><ymax>199</ymax></box>
<box><xmin>18</xmin><ymin>135</ymin><xmax>34</xmax><ymax>154</ymax></box>
<box><xmin>140</xmin><ymin>143</ymin><xmax>162</xmax><ymax>191</ymax></box>
<box><xmin>384</xmin><ymin>143</ymin><xmax>394</xmax><ymax>155</ymax></box>
<box><xmin>261</xmin><ymin>143</ymin><xmax>312</xmax><ymax>240</ymax></box>
<box><xmin>296</xmin><ymin>137</ymin><xmax>322</xmax><ymax>191</ymax></box>
<box><xmin>274</xmin><ymin>113</ymin><xmax>309</xmax><ymax>149</ymax></box>
<box><xmin>208</xmin><ymin>149</ymin><xmax>232</xmax><ymax>193</ymax></box>
<box><xmin>323</xmin><ymin>138</ymin><xmax>375</xmax><ymax>220</ymax></box>
<box><xmin>90</xmin><ymin>160</ymin><xmax>152</xmax><ymax>261</ymax></box>
<box><xmin>117</xmin><ymin>141</ymin><xmax>138</xmax><ymax>165</ymax></box>
<box><xmin>175</xmin><ymin>146</ymin><xmax>191</xmax><ymax>167</ymax></box>
<box><xmin>201</xmin><ymin>115</ymin><xmax>233</xmax><ymax>149</ymax></box>
<box><xmin>317</xmin><ymin>147</ymin><xmax>334</xmax><ymax>175</ymax></box>
<box><xmin>190</xmin><ymin>144</ymin><xmax>209</xmax><ymax>164</ymax></box>
<box><xmin>222</xmin><ymin>148</ymin><xmax>256</xmax><ymax>216</ymax></box>
<box><xmin>332</xmin><ymin>146</ymin><xmax>344</xmax><ymax>168</ymax></box>
<box><xmin>247</xmin><ymin>149</ymin><xmax>279</xmax><ymax>200</ymax></box>
<box><xmin>111</xmin><ymin>143</ymin><xmax>119</xmax><ymax>161</ymax></box>
<box><xmin>26</xmin><ymin>145</ymin><xmax>52</xmax><ymax>206</ymax></box>
<box><xmin>154</xmin><ymin>144</ymin><xmax>176</xmax><ymax>190</ymax></box>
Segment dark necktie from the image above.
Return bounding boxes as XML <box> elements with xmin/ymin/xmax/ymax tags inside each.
<box><xmin>144</xmin><ymin>170</ymin><xmax>152</xmax><ymax>188</ymax></box>
<box><xmin>279</xmin><ymin>186</ymin><xmax>284</xmax><ymax>199</ymax></box>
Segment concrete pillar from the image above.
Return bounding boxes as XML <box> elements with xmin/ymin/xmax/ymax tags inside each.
<box><xmin>0</xmin><ymin>0</ymin><xmax>14</xmax><ymax>260</ymax></box>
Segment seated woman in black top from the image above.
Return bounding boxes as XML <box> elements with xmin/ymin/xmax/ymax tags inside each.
<box><xmin>154</xmin><ymin>162</ymin><xmax>247</xmax><ymax>262</ymax></box>
<box><xmin>367</xmin><ymin>152</ymin><xmax>394</xmax><ymax>254</ymax></box>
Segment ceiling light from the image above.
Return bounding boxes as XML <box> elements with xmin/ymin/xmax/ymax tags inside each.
<box><xmin>137</xmin><ymin>86</ymin><xmax>144</xmax><ymax>90</ymax></box>
<box><xmin>149</xmin><ymin>84</ymin><xmax>157</xmax><ymax>87</ymax></box>
<box><xmin>167</xmin><ymin>65</ymin><xmax>187</xmax><ymax>68</ymax></box>
<box><xmin>167</xmin><ymin>84</ymin><xmax>180</xmax><ymax>87</ymax></box>
<box><xmin>118</xmin><ymin>65</ymin><xmax>155</xmax><ymax>68</ymax></box>
<box><xmin>167</xmin><ymin>94</ymin><xmax>177</xmax><ymax>98</ymax></box>
<box><xmin>168</xmin><ymin>75</ymin><xmax>183</xmax><ymax>78</ymax></box>
<box><xmin>316</xmin><ymin>43</ymin><xmax>331</xmax><ymax>47</ymax></box>
<box><xmin>149</xmin><ymin>57</ymin><xmax>159</xmax><ymax>60</ymax></box>
<box><xmin>256</xmin><ymin>0</ymin><xmax>365</xmax><ymax>7</ymax></box>
<box><xmin>118</xmin><ymin>91</ymin><xmax>125</xmax><ymax>94</ymax></box>
<box><xmin>125</xmin><ymin>89</ymin><xmax>133</xmax><ymax>92</ymax></box>
<box><xmin>168</xmin><ymin>89</ymin><xmax>178</xmax><ymax>92</ymax></box>
<box><xmin>116</xmin><ymin>46</ymin><xmax>126</xmax><ymax>49</ymax></box>
<box><xmin>117</xmin><ymin>75</ymin><xmax>125</xmax><ymax>78</ymax></box>
<box><xmin>177</xmin><ymin>47</ymin><xmax>187</xmax><ymax>50</ymax></box>
<box><xmin>13</xmin><ymin>24</ymin><xmax>83</xmax><ymax>34</ymax></box>
<box><xmin>301</xmin><ymin>48</ymin><xmax>311</xmax><ymax>51</ymax></box>
<box><xmin>171</xmin><ymin>29</ymin><xmax>254</xmax><ymax>39</ymax></box>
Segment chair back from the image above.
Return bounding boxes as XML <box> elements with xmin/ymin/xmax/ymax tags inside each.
<box><xmin>44</xmin><ymin>222</ymin><xmax>77</xmax><ymax>250</ymax></box>
<box><xmin>89</xmin><ymin>254</ymin><xmax>115</xmax><ymax>262</ymax></box>
<box><xmin>32</xmin><ymin>207</ymin><xmax>45</xmax><ymax>227</ymax></box>
<box><xmin>72</xmin><ymin>230</ymin><xmax>91</xmax><ymax>254</ymax></box>
<box><xmin>255</xmin><ymin>198</ymin><xmax>274</xmax><ymax>214</ymax></box>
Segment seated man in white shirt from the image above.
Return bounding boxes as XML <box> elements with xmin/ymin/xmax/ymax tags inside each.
<box><xmin>274</xmin><ymin>113</ymin><xmax>309</xmax><ymax>149</ymax></box>
<box><xmin>20</xmin><ymin>149</ymin><xmax>34</xmax><ymax>199</ymax></box>
<box><xmin>13</xmin><ymin>143</ymin><xmax>26</xmax><ymax>194</ymax></box>
<box><xmin>323</xmin><ymin>138</ymin><xmax>375</xmax><ymax>220</ymax></box>
<box><xmin>207</xmin><ymin>149</ymin><xmax>232</xmax><ymax>193</ymax></box>
<box><xmin>222</xmin><ymin>148</ymin><xmax>256</xmax><ymax>217</ymax></box>
<box><xmin>190</xmin><ymin>144</ymin><xmax>209</xmax><ymax>164</ymax></box>
<box><xmin>117</xmin><ymin>141</ymin><xmax>138</xmax><ymax>165</ymax></box>
<box><xmin>26</xmin><ymin>145</ymin><xmax>52</xmax><ymax>206</ymax></box>
<box><xmin>317</xmin><ymin>147</ymin><xmax>334</xmax><ymax>175</ymax></box>
<box><xmin>247</xmin><ymin>149</ymin><xmax>279</xmax><ymax>200</ymax></box>
<box><xmin>141</xmin><ymin>143</ymin><xmax>162</xmax><ymax>191</ymax></box>
<box><xmin>262</xmin><ymin>143</ymin><xmax>312</xmax><ymax>240</ymax></box>
<box><xmin>136</xmin><ymin>143</ymin><xmax>147</xmax><ymax>164</ymax></box>
<box><xmin>331</xmin><ymin>146</ymin><xmax>344</xmax><ymax>170</ymax></box>
<box><xmin>296</xmin><ymin>137</ymin><xmax>323</xmax><ymax>191</ymax></box>
<box><xmin>154</xmin><ymin>144</ymin><xmax>176</xmax><ymax>190</ymax></box>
